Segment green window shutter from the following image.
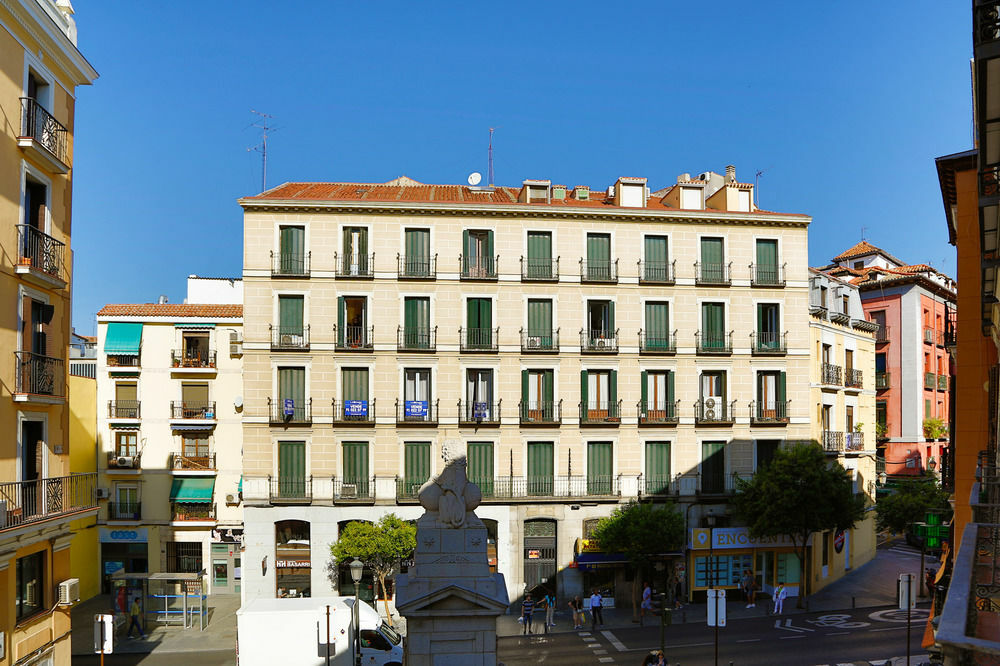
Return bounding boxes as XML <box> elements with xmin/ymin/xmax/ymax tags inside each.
<box><xmin>343</xmin><ymin>369</ymin><xmax>368</xmax><ymax>401</ymax></box>
<box><xmin>778</xmin><ymin>372</ymin><xmax>786</xmax><ymax>416</ymax></box>
<box><xmin>608</xmin><ymin>301</ymin><xmax>615</xmax><ymax>333</ymax></box>
<box><xmin>359</xmin><ymin>228</ymin><xmax>368</xmax><ymax>265</ymax></box>
<box><xmin>527</xmin><ymin>442</ymin><xmax>554</xmax><ymax>494</ymax></box>
<box><xmin>645</xmin><ymin>442</ymin><xmax>670</xmax><ymax>491</ymax></box>
<box><xmin>543</xmin><ymin>370</ymin><xmax>554</xmax><ymax>404</ymax></box>
<box><xmin>756</xmin><ymin>239</ymin><xmax>778</xmax><ymax>268</ymax></box>
<box><xmin>609</xmin><ymin>370</ymin><xmax>617</xmax><ymax>414</ymax></box>
<box><xmin>640</xmin><ymin>370</ymin><xmax>648</xmax><ymax>407</ymax></box>
<box><xmin>527</xmin><ymin>300</ymin><xmax>552</xmax><ymax>337</ymax></box>
<box><xmin>667</xmin><ymin>371</ymin><xmax>675</xmax><ymax>408</ymax></box>
<box><xmin>646</xmin><ymin>302</ymin><xmax>668</xmax><ymax>345</ymax></box>
<box><xmin>701</xmin><ymin>237</ymin><xmax>723</xmax><ymax>265</ymax></box>
<box><xmin>462</xmin><ymin>230</ymin><xmax>470</xmax><ymax>273</ymax></box>
<box><xmin>278</xmin><ymin>441</ymin><xmax>306</xmax><ymax>497</ymax></box>
<box><xmin>588</xmin><ymin>442</ymin><xmax>612</xmax><ymax>493</ymax></box>
<box><xmin>521</xmin><ymin>370</ymin><xmax>529</xmax><ymax>405</ymax></box>
<box><xmin>480</xmin><ymin>298</ymin><xmax>492</xmax><ymax>329</ymax></box>
<box><xmin>404</xmin><ymin>442</ymin><xmax>431</xmax><ymax>487</ymax></box>
<box><xmin>486</xmin><ymin>230</ymin><xmax>495</xmax><ymax>267</ymax></box>
<box><xmin>580</xmin><ymin>370</ymin><xmax>588</xmax><ymax>410</ymax></box>
<box><xmin>467</xmin><ymin>442</ymin><xmax>494</xmax><ymax>495</ymax></box>
<box><xmin>467</xmin><ymin>298</ymin><xmax>479</xmax><ymax>329</ymax></box>
<box><xmin>756</xmin><ymin>304</ymin><xmax>764</xmax><ymax>334</ymax></box>
<box><xmin>279</xmin><ymin>296</ymin><xmax>303</xmax><ymax>334</ymax></box>
<box><xmin>342</xmin><ymin>442</ymin><xmax>369</xmax><ymax>487</ymax></box>
<box><xmin>278</xmin><ymin>368</ymin><xmax>305</xmax><ymax>404</ymax></box>
<box><xmin>527</xmin><ymin>232</ymin><xmax>551</xmax><ymax>261</ymax></box>
<box><xmin>645</xmin><ymin>236</ymin><xmax>667</xmax><ymax>264</ymax></box>
<box><xmin>280</xmin><ymin>226</ymin><xmax>304</xmax><ymax>257</ymax></box>
<box><xmin>701</xmin><ymin>441</ymin><xmax>725</xmax><ymax>493</ymax></box>
<box><xmin>587</xmin><ymin>234</ymin><xmax>610</xmax><ymax>263</ymax></box>
<box><xmin>337</xmin><ymin>297</ymin><xmax>346</xmax><ymax>346</ymax></box>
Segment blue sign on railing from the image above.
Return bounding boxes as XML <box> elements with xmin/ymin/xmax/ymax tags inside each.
<box><xmin>405</xmin><ymin>400</ymin><xmax>428</xmax><ymax>418</ymax></box>
<box><xmin>283</xmin><ymin>399</ymin><xmax>295</xmax><ymax>417</ymax></box>
<box><xmin>473</xmin><ymin>402</ymin><xmax>489</xmax><ymax>419</ymax></box>
<box><xmin>344</xmin><ymin>400</ymin><xmax>368</xmax><ymax>417</ymax></box>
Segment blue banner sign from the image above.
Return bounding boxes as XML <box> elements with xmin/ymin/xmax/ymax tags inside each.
<box><xmin>104</xmin><ymin>561</ymin><xmax>125</xmax><ymax>575</ymax></box>
<box><xmin>473</xmin><ymin>402</ymin><xmax>489</xmax><ymax>419</ymax></box>
<box><xmin>283</xmin><ymin>398</ymin><xmax>295</xmax><ymax>417</ymax></box>
<box><xmin>405</xmin><ymin>400</ymin><xmax>428</xmax><ymax>418</ymax></box>
<box><xmin>344</xmin><ymin>400</ymin><xmax>368</xmax><ymax>417</ymax></box>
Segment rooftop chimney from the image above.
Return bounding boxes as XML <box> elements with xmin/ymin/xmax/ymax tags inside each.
<box><xmin>725</xmin><ymin>165</ymin><xmax>736</xmax><ymax>182</ymax></box>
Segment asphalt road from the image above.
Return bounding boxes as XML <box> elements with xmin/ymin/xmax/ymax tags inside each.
<box><xmin>498</xmin><ymin>604</ymin><xmax>930</xmax><ymax>665</ymax></box>
<box><xmin>72</xmin><ymin>649</ymin><xmax>236</xmax><ymax>666</ymax></box>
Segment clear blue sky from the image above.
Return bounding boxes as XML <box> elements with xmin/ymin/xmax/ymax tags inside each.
<box><xmin>70</xmin><ymin>2</ymin><xmax>972</xmax><ymax>331</ymax></box>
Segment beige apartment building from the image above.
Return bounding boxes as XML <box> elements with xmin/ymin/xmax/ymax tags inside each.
<box><xmin>94</xmin><ymin>278</ymin><xmax>244</xmax><ymax>597</ymax></box>
<box><xmin>0</xmin><ymin>2</ymin><xmax>98</xmax><ymax>665</ymax></box>
<box><xmin>240</xmin><ymin>168</ymin><xmax>818</xmax><ymax>607</ymax></box>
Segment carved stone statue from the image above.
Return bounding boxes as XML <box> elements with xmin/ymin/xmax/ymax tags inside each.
<box><xmin>417</xmin><ymin>441</ymin><xmax>482</xmax><ymax>528</ymax></box>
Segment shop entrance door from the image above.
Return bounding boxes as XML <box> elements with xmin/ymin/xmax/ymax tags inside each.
<box><xmin>523</xmin><ymin>520</ymin><xmax>556</xmax><ymax>597</ymax></box>
<box><xmin>755</xmin><ymin>550</ymin><xmax>774</xmax><ymax>596</ymax></box>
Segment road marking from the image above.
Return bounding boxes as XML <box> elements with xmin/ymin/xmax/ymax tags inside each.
<box><xmin>601</xmin><ymin>630</ymin><xmax>628</xmax><ymax>652</ymax></box>
<box><xmin>870</xmin><ymin>626</ymin><xmax>907</xmax><ymax>632</ymax></box>
<box><xmin>736</xmin><ymin>638</ymin><xmax>761</xmax><ymax>643</ymax></box>
<box><xmin>594</xmin><ymin>649</ymin><xmax>608</xmax><ymax>655</ymax></box>
<box><xmin>579</xmin><ymin>632</ymin><xmax>592</xmax><ymax>636</ymax></box>
<box><xmin>598</xmin><ymin>658</ymin><xmax>615</xmax><ymax>663</ymax></box>
<box><xmin>779</xmin><ymin>635</ymin><xmax>806</xmax><ymax>639</ymax></box>
<box><xmin>868</xmin><ymin>608</ymin><xmax>930</xmax><ymax>623</ymax></box>
<box><xmin>825</xmin><ymin>631</ymin><xmax>850</xmax><ymax>636</ymax></box>
<box><xmin>583</xmin><ymin>637</ymin><xmax>598</xmax><ymax>643</ymax></box>
<box><xmin>621</xmin><ymin>642</ymin><xmax>713</xmax><ymax>652</ymax></box>
<box><xmin>774</xmin><ymin>619</ymin><xmax>816</xmax><ymax>633</ymax></box>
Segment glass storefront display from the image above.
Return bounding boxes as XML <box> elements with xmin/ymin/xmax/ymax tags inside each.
<box><xmin>276</xmin><ymin>520</ymin><xmax>310</xmax><ymax>598</ymax></box>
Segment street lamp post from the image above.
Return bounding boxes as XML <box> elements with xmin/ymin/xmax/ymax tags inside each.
<box><xmin>349</xmin><ymin>558</ymin><xmax>364</xmax><ymax>666</ymax></box>
<box><xmin>706</xmin><ymin>511</ymin><xmax>718</xmax><ymax>666</ymax></box>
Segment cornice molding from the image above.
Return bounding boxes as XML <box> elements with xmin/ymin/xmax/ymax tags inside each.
<box><xmin>0</xmin><ymin>0</ymin><xmax>98</xmax><ymax>87</ymax></box>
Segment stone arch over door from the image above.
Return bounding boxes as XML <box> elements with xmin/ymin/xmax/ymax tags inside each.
<box><xmin>523</xmin><ymin>518</ymin><xmax>556</xmax><ymax>597</ymax></box>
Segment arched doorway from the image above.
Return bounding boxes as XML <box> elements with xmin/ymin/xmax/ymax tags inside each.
<box><xmin>524</xmin><ymin>519</ymin><xmax>556</xmax><ymax>597</ymax></box>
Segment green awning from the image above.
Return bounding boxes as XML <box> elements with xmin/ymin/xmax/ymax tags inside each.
<box><xmin>238</xmin><ymin>476</ymin><xmax>243</xmax><ymax>492</ymax></box>
<box><xmin>104</xmin><ymin>323</ymin><xmax>143</xmax><ymax>354</ymax></box>
<box><xmin>170</xmin><ymin>477</ymin><xmax>215</xmax><ymax>503</ymax></box>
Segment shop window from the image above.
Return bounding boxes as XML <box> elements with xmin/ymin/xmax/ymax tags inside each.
<box><xmin>275</xmin><ymin>520</ymin><xmax>310</xmax><ymax>598</ymax></box>
<box><xmin>166</xmin><ymin>542</ymin><xmax>203</xmax><ymax>573</ymax></box>
<box><xmin>694</xmin><ymin>552</ymin><xmax>751</xmax><ymax>588</ymax></box>
<box><xmin>16</xmin><ymin>550</ymin><xmax>45</xmax><ymax>621</ymax></box>
<box><xmin>776</xmin><ymin>552</ymin><xmax>801</xmax><ymax>585</ymax></box>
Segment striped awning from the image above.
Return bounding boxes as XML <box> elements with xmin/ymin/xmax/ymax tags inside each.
<box><xmin>104</xmin><ymin>323</ymin><xmax>143</xmax><ymax>354</ymax></box>
<box><xmin>169</xmin><ymin>477</ymin><xmax>215</xmax><ymax>503</ymax></box>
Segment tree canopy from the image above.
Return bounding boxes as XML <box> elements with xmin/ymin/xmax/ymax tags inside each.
<box><xmin>875</xmin><ymin>474</ymin><xmax>951</xmax><ymax>534</ymax></box>
<box><xmin>731</xmin><ymin>443</ymin><xmax>866</xmax><ymax>605</ymax></box>
<box><xmin>329</xmin><ymin>514</ymin><xmax>416</xmax><ymax>625</ymax></box>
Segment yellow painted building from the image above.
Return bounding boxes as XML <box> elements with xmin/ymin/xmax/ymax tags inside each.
<box><xmin>68</xmin><ymin>333</ymin><xmax>99</xmax><ymax>602</ymax></box>
<box><xmin>0</xmin><ymin>2</ymin><xmax>98</xmax><ymax>665</ymax></box>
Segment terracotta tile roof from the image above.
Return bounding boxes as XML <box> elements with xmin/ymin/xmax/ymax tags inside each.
<box><xmin>832</xmin><ymin>240</ymin><xmax>881</xmax><ymax>261</ymax></box>
<box><xmin>97</xmin><ymin>304</ymin><xmax>242</xmax><ymax>318</ymax></box>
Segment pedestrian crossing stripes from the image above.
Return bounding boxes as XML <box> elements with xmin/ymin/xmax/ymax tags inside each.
<box><xmin>886</xmin><ymin>544</ymin><xmax>922</xmax><ymax>557</ymax></box>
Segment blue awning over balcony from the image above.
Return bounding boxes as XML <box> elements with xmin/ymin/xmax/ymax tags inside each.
<box><xmin>104</xmin><ymin>323</ymin><xmax>143</xmax><ymax>354</ymax></box>
<box><xmin>169</xmin><ymin>477</ymin><xmax>215</xmax><ymax>503</ymax></box>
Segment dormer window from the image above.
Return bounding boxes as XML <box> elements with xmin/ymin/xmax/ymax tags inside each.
<box><xmin>680</xmin><ymin>186</ymin><xmax>703</xmax><ymax>210</ymax></box>
<box><xmin>572</xmin><ymin>186</ymin><xmax>590</xmax><ymax>201</ymax></box>
<box><xmin>521</xmin><ymin>179</ymin><xmax>551</xmax><ymax>204</ymax></box>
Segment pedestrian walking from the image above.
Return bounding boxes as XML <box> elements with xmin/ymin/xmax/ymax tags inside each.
<box><xmin>589</xmin><ymin>588</ymin><xmax>604</xmax><ymax>629</ymax></box>
<box><xmin>773</xmin><ymin>581</ymin><xmax>787</xmax><ymax>615</ymax></box>
<box><xmin>543</xmin><ymin>590</ymin><xmax>556</xmax><ymax>628</ymax></box>
<box><xmin>747</xmin><ymin>573</ymin><xmax>758</xmax><ymax>608</ymax></box>
<box><xmin>126</xmin><ymin>596</ymin><xmax>146</xmax><ymax>639</ymax></box>
<box><xmin>741</xmin><ymin>569</ymin><xmax>753</xmax><ymax>606</ymax></box>
<box><xmin>568</xmin><ymin>595</ymin><xmax>584</xmax><ymax>629</ymax></box>
<box><xmin>640</xmin><ymin>581</ymin><xmax>653</xmax><ymax>625</ymax></box>
<box><xmin>521</xmin><ymin>592</ymin><xmax>535</xmax><ymax>634</ymax></box>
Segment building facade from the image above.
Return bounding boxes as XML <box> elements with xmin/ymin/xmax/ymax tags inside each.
<box><xmin>0</xmin><ymin>2</ymin><xmax>98</xmax><ymax>665</ymax></box>
<box><xmin>239</xmin><ymin>169</ymin><xmax>837</xmax><ymax>608</ymax></box>
<box><xmin>94</xmin><ymin>278</ymin><xmax>244</xmax><ymax>596</ymax></box>
<box><xmin>68</xmin><ymin>331</ymin><xmax>99</xmax><ymax>602</ymax></box>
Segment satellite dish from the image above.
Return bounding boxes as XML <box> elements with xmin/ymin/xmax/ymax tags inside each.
<box><xmin>468</xmin><ymin>172</ymin><xmax>482</xmax><ymax>186</ymax></box>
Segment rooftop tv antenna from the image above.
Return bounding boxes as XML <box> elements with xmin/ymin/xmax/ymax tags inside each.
<box><xmin>247</xmin><ymin>110</ymin><xmax>277</xmax><ymax>193</ymax></box>
<box><xmin>488</xmin><ymin>127</ymin><xmax>495</xmax><ymax>187</ymax></box>
<box><xmin>754</xmin><ymin>166</ymin><xmax>771</xmax><ymax>208</ymax></box>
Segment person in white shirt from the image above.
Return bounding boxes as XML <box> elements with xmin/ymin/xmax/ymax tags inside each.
<box><xmin>640</xmin><ymin>581</ymin><xmax>653</xmax><ymax>625</ymax></box>
<box><xmin>773</xmin><ymin>581</ymin><xmax>787</xmax><ymax>615</ymax></box>
<box><xmin>589</xmin><ymin>589</ymin><xmax>604</xmax><ymax>629</ymax></box>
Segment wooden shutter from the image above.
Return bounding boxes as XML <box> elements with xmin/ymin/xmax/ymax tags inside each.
<box><xmin>342</xmin><ymin>369</ymin><xmax>368</xmax><ymax>402</ymax></box>
<box><xmin>640</xmin><ymin>370</ymin><xmax>648</xmax><ymax>410</ymax></box>
<box><xmin>588</xmin><ymin>442</ymin><xmax>612</xmax><ymax>492</ymax></box>
<box><xmin>756</xmin><ymin>239</ymin><xmax>778</xmax><ymax>268</ymax></box>
<box><xmin>527</xmin><ymin>442</ymin><xmax>553</xmax><ymax>493</ymax></box>
<box><xmin>467</xmin><ymin>442</ymin><xmax>494</xmax><ymax>494</ymax></box>
<box><xmin>462</xmin><ymin>230</ymin><xmax>470</xmax><ymax>273</ymax></box>
<box><xmin>527</xmin><ymin>300</ymin><xmax>552</xmax><ymax>338</ymax></box>
<box><xmin>278</xmin><ymin>367</ymin><xmax>305</xmax><ymax>404</ymax></box>
<box><xmin>701</xmin><ymin>237</ymin><xmax>723</xmax><ymax>265</ymax></box>
<box><xmin>645</xmin><ymin>442</ymin><xmax>671</xmax><ymax>491</ymax></box>
<box><xmin>580</xmin><ymin>370</ymin><xmax>588</xmax><ymax>412</ymax></box>
<box><xmin>404</xmin><ymin>442</ymin><xmax>431</xmax><ymax>485</ymax></box>
<box><xmin>279</xmin><ymin>296</ymin><xmax>303</xmax><ymax>335</ymax></box>
<box><xmin>342</xmin><ymin>442</ymin><xmax>368</xmax><ymax>484</ymax></box>
<box><xmin>279</xmin><ymin>441</ymin><xmax>306</xmax><ymax>482</ymax></box>
<box><xmin>609</xmin><ymin>370</ymin><xmax>618</xmax><ymax>416</ymax></box>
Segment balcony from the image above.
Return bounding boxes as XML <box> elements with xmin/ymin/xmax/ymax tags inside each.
<box><xmin>822</xmin><ymin>430</ymin><xmax>845</xmax><ymax>452</ymax></box>
<box><xmin>750</xmin><ymin>263</ymin><xmax>785</xmax><ymax>287</ymax></box>
<box><xmin>638</xmin><ymin>400</ymin><xmax>679</xmax><ymax>426</ymax></box>
<box><xmin>581</xmin><ymin>329</ymin><xmax>619</xmax><ymax>353</ymax></box>
<box><xmin>171</xmin><ymin>452</ymin><xmax>216</xmax><ymax>472</ymax></box>
<box><xmin>335</xmin><ymin>325</ymin><xmax>374</xmax><ymax>351</ymax></box>
<box><xmin>268</xmin><ymin>397</ymin><xmax>313</xmax><ymax>425</ymax></box>
<box><xmin>750</xmin><ymin>400</ymin><xmax>790</xmax><ymax>425</ymax></box>
<box><xmin>0</xmin><ymin>474</ymin><xmax>97</xmax><ymax>532</ymax></box>
<box><xmin>845</xmin><ymin>432</ymin><xmax>865</xmax><ymax>452</ymax></box>
<box><xmin>332</xmin><ymin>399</ymin><xmax>376</xmax><ymax>426</ymax></box>
<box><xmin>170</xmin><ymin>401</ymin><xmax>217</xmax><ymax>421</ymax></box>
<box><xmin>15</xmin><ymin>225</ymin><xmax>66</xmax><ymax>288</ymax></box>
<box><xmin>397</xmin><ymin>254</ymin><xmax>437</xmax><ymax>279</ymax></box>
<box><xmin>106</xmin><ymin>354</ymin><xmax>140</xmax><ymax>368</ymax></box>
<box><xmin>269</xmin><ymin>476</ymin><xmax>312</xmax><ymax>504</ymax></box>
<box><xmin>845</xmin><ymin>368</ymin><xmax>863</xmax><ymax>389</ymax></box>
<box><xmin>876</xmin><ymin>372</ymin><xmax>890</xmax><ymax>389</ymax></box>
<box><xmin>698</xmin><ymin>472</ymin><xmax>741</xmax><ymax>496</ymax></box>
<box><xmin>638</xmin><ymin>260</ymin><xmax>676</xmax><ymax>285</ymax></box>
<box><xmin>923</xmin><ymin>327</ymin><xmax>939</xmax><ymax>345</ymax></box>
<box><xmin>821</xmin><ymin>362</ymin><xmax>842</xmax><ymax>386</ymax></box>
<box><xmin>520</xmin><ymin>328</ymin><xmax>559</xmax><ymax>353</ymax></box>
<box><xmin>469</xmin><ymin>475</ymin><xmax>623</xmax><ymax>502</ymax></box>
<box><xmin>578</xmin><ymin>401</ymin><xmax>622</xmax><ymax>426</ymax></box>
<box><xmin>332</xmin><ymin>477</ymin><xmax>376</xmax><ymax>504</ymax></box>
<box><xmin>520</xmin><ymin>256</ymin><xmax>559</xmax><ymax>281</ymax></box>
<box><xmin>638</xmin><ymin>474</ymin><xmax>677</xmax><ymax>496</ymax></box>
<box><xmin>171</xmin><ymin>503</ymin><xmax>216</xmax><ymax>524</ymax></box>
<box><xmin>944</xmin><ymin>307</ymin><xmax>957</xmax><ymax>349</ymax></box>
<box><xmin>270</xmin><ymin>326</ymin><xmax>310</xmax><ymax>351</ymax></box>
<box><xmin>14</xmin><ymin>351</ymin><xmax>65</xmax><ymax>402</ymax></box>
<box><xmin>397</xmin><ymin>326</ymin><xmax>436</xmax><ymax>352</ymax></box>
<box><xmin>395</xmin><ymin>399</ymin><xmax>439</xmax><ymax>426</ymax></box>
<box><xmin>107</xmin><ymin>451</ymin><xmax>141</xmax><ymax>471</ymax></box>
<box><xmin>18</xmin><ymin>97</ymin><xmax>69</xmax><ymax>172</ymax></box>
<box><xmin>460</xmin><ymin>255</ymin><xmax>498</xmax><ymax>280</ymax></box>
<box><xmin>639</xmin><ymin>330</ymin><xmax>677</xmax><ymax>354</ymax></box>
<box><xmin>938</xmin><ymin>374</ymin><xmax>950</xmax><ymax>390</ymax></box>
<box><xmin>458</xmin><ymin>400</ymin><xmax>501</xmax><ymax>426</ymax></box>
<box><xmin>695</xmin><ymin>399</ymin><xmax>735</xmax><ymax>425</ymax></box>
<box><xmin>519</xmin><ymin>400</ymin><xmax>562</xmax><ymax>425</ymax></box>
<box><xmin>395</xmin><ymin>477</ymin><xmax>425</xmax><ymax>502</ymax></box>
<box><xmin>695</xmin><ymin>261</ymin><xmax>731</xmax><ymax>286</ymax></box>
<box><xmin>107</xmin><ymin>400</ymin><xmax>141</xmax><ymax>420</ymax></box>
<box><xmin>751</xmin><ymin>331</ymin><xmax>787</xmax><ymax>355</ymax></box>
<box><xmin>460</xmin><ymin>327</ymin><xmax>498</xmax><ymax>352</ymax></box>
<box><xmin>170</xmin><ymin>348</ymin><xmax>218</xmax><ymax>370</ymax></box>
<box><xmin>270</xmin><ymin>251</ymin><xmax>310</xmax><ymax>277</ymax></box>
<box><xmin>875</xmin><ymin>325</ymin><xmax>890</xmax><ymax>344</ymax></box>
<box><xmin>580</xmin><ymin>259</ymin><xmax>618</xmax><ymax>283</ymax></box>
<box><xmin>924</xmin><ymin>371</ymin><xmax>936</xmax><ymax>389</ymax></box>
<box><xmin>696</xmin><ymin>331</ymin><xmax>733</xmax><ymax>355</ymax></box>
<box><xmin>107</xmin><ymin>501</ymin><xmax>141</xmax><ymax>522</ymax></box>
<box><xmin>335</xmin><ymin>252</ymin><xmax>374</xmax><ymax>279</ymax></box>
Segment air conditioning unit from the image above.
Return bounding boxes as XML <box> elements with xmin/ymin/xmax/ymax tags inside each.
<box><xmin>280</xmin><ymin>334</ymin><xmax>295</xmax><ymax>346</ymax></box>
<box><xmin>230</xmin><ymin>342</ymin><xmax>243</xmax><ymax>355</ymax></box>
<box><xmin>526</xmin><ymin>336</ymin><xmax>542</xmax><ymax>349</ymax></box>
<box><xmin>705</xmin><ymin>409</ymin><xmax>716</xmax><ymax>420</ymax></box>
<box><xmin>225</xmin><ymin>493</ymin><xmax>238</xmax><ymax>505</ymax></box>
<box><xmin>57</xmin><ymin>578</ymin><xmax>80</xmax><ymax>605</ymax></box>
<box><xmin>705</xmin><ymin>398</ymin><xmax>717</xmax><ymax>409</ymax></box>
<box><xmin>116</xmin><ymin>456</ymin><xmax>135</xmax><ymax>468</ymax></box>
<box><xmin>25</xmin><ymin>581</ymin><xmax>37</xmax><ymax>607</ymax></box>
<box><xmin>595</xmin><ymin>338</ymin><xmax>609</xmax><ymax>350</ymax></box>
<box><xmin>341</xmin><ymin>484</ymin><xmax>358</xmax><ymax>497</ymax></box>
<box><xmin>95</xmin><ymin>488</ymin><xmax>110</xmax><ymax>500</ymax></box>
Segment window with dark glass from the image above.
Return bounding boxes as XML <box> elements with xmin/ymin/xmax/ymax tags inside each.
<box><xmin>16</xmin><ymin>550</ymin><xmax>45</xmax><ymax>620</ymax></box>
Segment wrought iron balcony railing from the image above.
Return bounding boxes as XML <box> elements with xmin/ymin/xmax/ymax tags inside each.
<box><xmin>335</xmin><ymin>252</ymin><xmax>375</xmax><ymax>278</ymax></box>
<box><xmin>944</xmin><ymin>306</ymin><xmax>957</xmax><ymax>348</ymax></box>
<box><xmin>845</xmin><ymin>368</ymin><xmax>863</xmax><ymax>389</ymax></box>
<box><xmin>821</xmin><ymin>362</ymin><xmax>842</xmax><ymax>385</ymax></box>
<box><xmin>395</xmin><ymin>398</ymin><xmax>439</xmax><ymax>425</ymax></box>
<box><xmin>845</xmin><ymin>432</ymin><xmax>865</xmax><ymax>451</ymax></box>
<box><xmin>107</xmin><ymin>451</ymin><xmax>141</xmax><ymax>470</ymax></box>
<box><xmin>638</xmin><ymin>473</ymin><xmax>677</xmax><ymax>496</ymax></box>
<box><xmin>822</xmin><ymin>430</ymin><xmax>845</xmax><ymax>452</ymax></box>
<box><xmin>332</xmin><ymin>399</ymin><xmax>376</xmax><ymax>425</ymax></box>
<box><xmin>171</xmin><ymin>348</ymin><xmax>218</xmax><ymax>367</ymax></box>
<box><xmin>471</xmin><ymin>475</ymin><xmax>623</xmax><ymax>501</ymax></box>
<box><xmin>335</xmin><ymin>325</ymin><xmax>374</xmax><ymax>351</ymax></box>
<box><xmin>16</xmin><ymin>225</ymin><xmax>65</xmax><ymax>282</ymax></box>
<box><xmin>171</xmin><ymin>503</ymin><xmax>216</xmax><ymax>522</ymax></box>
<box><xmin>397</xmin><ymin>326</ymin><xmax>436</xmax><ymax>351</ymax></box>
<box><xmin>458</xmin><ymin>400</ymin><xmax>501</xmax><ymax>425</ymax></box>
<box><xmin>460</xmin><ymin>327</ymin><xmax>499</xmax><ymax>352</ymax></box>
<box><xmin>938</xmin><ymin>374</ymin><xmax>950</xmax><ymax>390</ymax></box>
<box><xmin>581</xmin><ymin>329</ymin><xmax>619</xmax><ymax>353</ymax></box>
<box><xmin>638</xmin><ymin>260</ymin><xmax>676</xmax><ymax>284</ymax></box>
<box><xmin>925</xmin><ymin>371</ymin><xmax>936</xmax><ymax>389</ymax></box>
<box><xmin>638</xmin><ymin>400</ymin><xmax>679</xmax><ymax>425</ymax></box>
<box><xmin>268</xmin><ymin>397</ymin><xmax>312</xmax><ymax>425</ymax></box>
<box><xmin>0</xmin><ymin>474</ymin><xmax>97</xmax><ymax>531</ymax></box>
<box><xmin>698</xmin><ymin>471</ymin><xmax>742</xmax><ymax>495</ymax></box>
<box><xmin>332</xmin><ymin>476</ymin><xmax>376</xmax><ymax>502</ymax></box>
<box><xmin>875</xmin><ymin>325</ymin><xmax>890</xmax><ymax>344</ymax></box>
<box><xmin>172</xmin><ymin>451</ymin><xmax>216</xmax><ymax>471</ymax></box>
<box><xmin>520</xmin><ymin>328</ymin><xmax>559</xmax><ymax>352</ymax></box>
<box><xmin>876</xmin><ymin>372</ymin><xmax>890</xmax><ymax>389</ymax></box>
<box><xmin>460</xmin><ymin>255</ymin><xmax>498</xmax><ymax>280</ymax></box>
<box><xmin>14</xmin><ymin>351</ymin><xmax>64</xmax><ymax>397</ymax></box>
<box><xmin>579</xmin><ymin>400</ymin><xmax>622</xmax><ymax>425</ymax></box>
<box><xmin>696</xmin><ymin>331</ymin><xmax>733</xmax><ymax>355</ymax></box>
<box><xmin>750</xmin><ymin>262</ymin><xmax>785</xmax><ymax>287</ymax></box>
<box><xmin>695</xmin><ymin>261</ymin><xmax>732</xmax><ymax>286</ymax></box>
<box><xmin>580</xmin><ymin>259</ymin><xmax>618</xmax><ymax>283</ymax></box>
<box><xmin>695</xmin><ymin>399</ymin><xmax>735</xmax><ymax>424</ymax></box>
<box><xmin>397</xmin><ymin>253</ymin><xmax>437</xmax><ymax>279</ymax></box>
<box><xmin>520</xmin><ymin>256</ymin><xmax>559</xmax><ymax>281</ymax></box>
<box><xmin>751</xmin><ymin>331</ymin><xmax>787</xmax><ymax>355</ymax></box>
<box><xmin>108</xmin><ymin>400</ymin><xmax>140</xmax><ymax>419</ymax></box>
<box><xmin>106</xmin><ymin>354</ymin><xmax>140</xmax><ymax>367</ymax></box>
<box><xmin>270</xmin><ymin>325</ymin><xmax>309</xmax><ymax>351</ymax></box>
<box><xmin>395</xmin><ymin>477</ymin><xmax>426</xmax><ymax>501</ymax></box>
<box><xmin>269</xmin><ymin>475</ymin><xmax>312</xmax><ymax>503</ymax></box>
<box><xmin>170</xmin><ymin>401</ymin><xmax>216</xmax><ymax>419</ymax></box>
<box><xmin>270</xmin><ymin>251</ymin><xmax>310</xmax><ymax>277</ymax></box>
<box><xmin>750</xmin><ymin>400</ymin><xmax>790</xmax><ymax>424</ymax></box>
<box><xmin>19</xmin><ymin>97</ymin><xmax>68</xmax><ymax>164</ymax></box>
<box><xmin>107</xmin><ymin>501</ymin><xmax>141</xmax><ymax>521</ymax></box>
<box><xmin>519</xmin><ymin>400</ymin><xmax>562</xmax><ymax>425</ymax></box>
<box><xmin>639</xmin><ymin>330</ymin><xmax>677</xmax><ymax>354</ymax></box>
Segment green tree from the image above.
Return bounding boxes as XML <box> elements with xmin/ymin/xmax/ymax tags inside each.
<box><xmin>875</xmin><ymin>474</ymin><xmax>951</xmax><ymax>535</ymax></box>
<box><xmin>591</xmin><ymin>500</ymin><xmax>685</xmax><ymax>619</ymax></box>
<box><xmin>329</xmin><ymin>514</ymin><xmax>416</xmax><ymax>625</ymax></box>
<box><xmin>731</xmin><ymin>443</ymin><xmax>866</xmax><ymax>608</ymax></box>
